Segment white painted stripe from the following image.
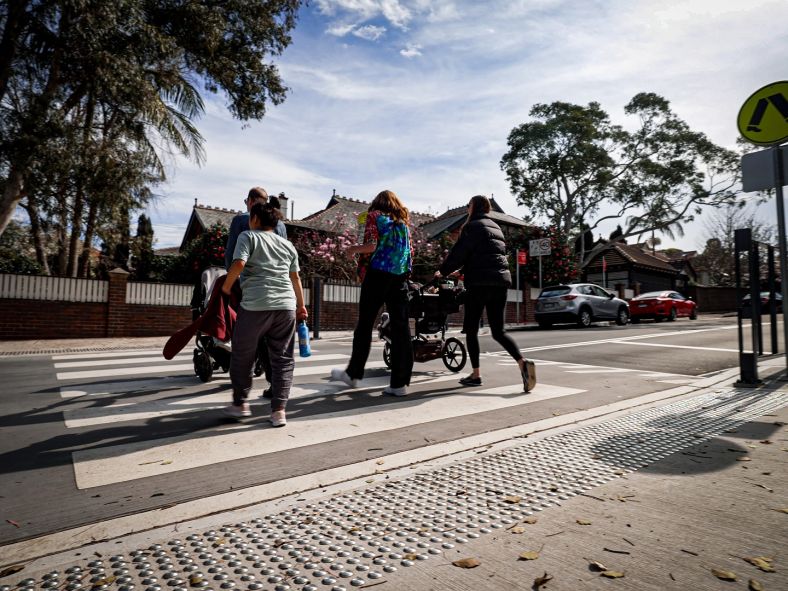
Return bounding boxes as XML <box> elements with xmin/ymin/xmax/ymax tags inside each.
<box><xmin>55</xmin><ymin>355</ymin><xmax>191</xmax><ymax>368</ymax></box>
<box><xmin>565</xmin><ymin>368</ymin><xmax>632</xmax><ymax>374</ymax></box>
<box><xmin>623</xmin><ymin>342</ymin><xmax>739</xmax><ymax>353</ymax></box>
<box><xmin>56</xmin><ymin>358</ymin><xmax>368</xmax><ymax>382</ymax></box>
<box><xmin>59</xmin><ymin>376</ymin><xmax>211</xmax><ymax>399</ymax></box>
<box><xmin>57</xmin><ymin>363</ymin><xmax>197</xmax><ymax>381</ymax></box>
<box><xmin>55</xmin><ymin>352</ymin><xmax>341</xmax><ymax>368</ymax></box>
<box><xmin>53</xmin><ymin>350</ymin><xmax>172</xmax><ymax>360</ymax></box>
<box><xmin>53</xmin><ymin>348</ymin><xmax>324</xmax><ymax>361</ymax></box>
<box><xmin>71</xmin><ymin>382</ymin><xmax>583</xmax><ymax>488</ymax></box>
<box><xmin>62</xmin><ymin>373</ymin><xmax>463</xmax><ymax>428</ymax></box>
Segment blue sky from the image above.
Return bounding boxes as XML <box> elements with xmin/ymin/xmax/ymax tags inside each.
<box><xmin>148</xmin><ymin>0</ymin><xmax>788</xmax><ymax>250</ymax></box>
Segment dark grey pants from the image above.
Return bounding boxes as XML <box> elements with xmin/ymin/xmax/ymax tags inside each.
<box><xmin>230</xmin><ymin>308</ymin><xmax>296</xmax><ymax>411</ymax></box>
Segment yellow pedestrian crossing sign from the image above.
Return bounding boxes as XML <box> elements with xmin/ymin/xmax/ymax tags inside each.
<box><xmin>738</xmin><ymin>81</ymin><xmax>788</xmax><ymax>146</ymax></box>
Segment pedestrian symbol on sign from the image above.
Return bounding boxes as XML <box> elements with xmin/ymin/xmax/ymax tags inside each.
<box><xmin>738</xmin><ymin>81</ymin><xmax>788</xmax><ymax>146</ymax></box>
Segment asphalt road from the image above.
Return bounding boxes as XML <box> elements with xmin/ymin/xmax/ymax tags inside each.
<box><xmin>0</xmin><ymin>314</ymin><xmax>779</xmax><ymax>547</ymax></box>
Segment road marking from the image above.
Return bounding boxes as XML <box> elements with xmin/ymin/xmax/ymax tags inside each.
<box><xmin>71</xmin><ymin>382</ymin><xmax>583</xmax><ymax>488</ymax></box>
<box><xmin>55</xmin><ymin>352</ymin><xmax>346</xmax><ymax>368</ymax></box>
<box><xmin>622</xmin><ymin>342</ymin><xmax>739</xmax><ymax>353</ymax></box>
<box><xmin>55</xmin><ymin>359</ymin><xmax>378</xmax><ymax>382</ymax></box>
<box><xmin>61</xmin><ymin>373</ymin><xmax>463</xmax><ymax>428</ymax></box>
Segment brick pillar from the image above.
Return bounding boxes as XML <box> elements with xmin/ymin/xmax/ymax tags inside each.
<box><xmin>615</xmin><ymin>283</ymin><xmax>626</xmax><ymax>299</ymax></box>
<box><xmin>107</xmin><ymin>268</ymin><xmax>130</xmax><ymax>337</ymax></box>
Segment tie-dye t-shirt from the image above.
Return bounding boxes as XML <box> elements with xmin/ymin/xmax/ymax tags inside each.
<box><xmin>359</xmin><ymin>210</ymin><xmax>412</xmax><ymax>278</ymax></box>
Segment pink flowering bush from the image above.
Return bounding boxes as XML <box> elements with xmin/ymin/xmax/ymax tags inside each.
<box><xmin>507</xmin><ymin>226</ymin><xmax>578</xmax><ymax>285</ymax></box>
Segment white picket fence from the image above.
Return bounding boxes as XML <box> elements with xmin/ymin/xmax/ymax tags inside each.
<box><xmin>126</xmin><ymin>282</ymin><xmax>193</xmax><ymax>306</ymax></box>
<box><xmin>0</xmin><ymin>274</ymin><xmax>108</xmax><ymax>303</ymax></box>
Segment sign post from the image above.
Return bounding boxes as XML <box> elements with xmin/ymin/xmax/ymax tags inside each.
<box><xmin>529</xmin><ymin>238</ymin><xmax>551</xmax><ymax>291</ymax></box>
<box><xmin>738</xmin><ymin>80</ymin><xmax>788</xmax><ymax>371</ymax></box>
<box><xmin>516</xmin><ymin>249</ymin><xmax>527</xmax><ymax>323</ymax></box>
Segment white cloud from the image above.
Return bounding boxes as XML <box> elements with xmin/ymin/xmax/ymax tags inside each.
<box><xmin>399</xmin><ymin>43</ymin><xmax>422</xmax><ymax>58</ymax></box>
<box><xmin>353</xmin><ymin>24</ymin><xmax>386</xmax><ymax>40</ymax></box>
<box><xmin>150</xmin><ymin>0</ymin><xmax>788</xmax><ymax>251</ymax></box>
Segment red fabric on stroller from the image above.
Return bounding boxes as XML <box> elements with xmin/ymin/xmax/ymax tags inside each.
<box><xmin>163</xmin><ymin>275</ymin><xmax>240</xmax><ymax>360</ymax></box>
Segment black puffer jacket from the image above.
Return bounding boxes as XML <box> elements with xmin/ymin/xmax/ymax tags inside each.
<box><xmin>439</xmin><ymin>213</ymin><xmax>511</xmax><ymax>287</ymax></box>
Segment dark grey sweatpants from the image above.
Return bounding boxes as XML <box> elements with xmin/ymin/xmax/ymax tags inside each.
<box><xmin>230</xmin><ymin>308</ymin><xmax>296</xmax><ymax>411</ymax></box>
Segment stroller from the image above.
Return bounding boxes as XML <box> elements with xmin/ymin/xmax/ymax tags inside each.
<box><xmin>190</xmin><ymin>266</ymin><xmax>266</xmax><ymax>383</ymax></box>
<box><xmin>378</xmin><ymin>278</ymin><xmax>467</xmax><ymax>372</ymax></box>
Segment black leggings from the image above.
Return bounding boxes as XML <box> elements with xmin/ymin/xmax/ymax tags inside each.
<box><xmin>463</xmin><ymin>285</ymin><xmax>522</xmax><ymax>369</ymax></box>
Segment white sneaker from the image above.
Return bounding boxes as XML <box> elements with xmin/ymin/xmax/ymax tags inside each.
<box><xmin>270</xmin><ymin>409</ymin><xmax>287</xmax><ymax>427</ymax></box>
<box><xmin>383</xmin><ymin>385</ymin><xmax>408</xmax><ymax>397</ymax></box>
<box><xmin>223</xmin><ymin>403</ymin><xmax>251</xmax><ymax>418</ymax></box>
<box><xmin>330</xmin><ymin>368</ymin><xmax>359</xmax><ymax>388</ymax></box>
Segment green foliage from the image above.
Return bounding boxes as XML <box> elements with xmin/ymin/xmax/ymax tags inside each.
<box><xmin>507</xmin><ymin>226</ymin><xmax>579</xmax><ymax>286</ymax></box>
<box><xmin>500</xmin><ymin>93</ymin><xmax>739</xmax><ymax>262</ymax></box>
<box><xmin>0</xmin><ymin>0</ymin><xmax>303</xmax><ymax>273</ymax></box>
<box><xmin>166</xmin><ymin>223</ymin><xmax>229</xmax><ymax>284</ymax></box>
<box><xmin>0</xmin><ymin>220</ymin><xmax>42</xmax><ymax>275</ymax></box>
<box><xmin>131</xmin><ymin>213</ymin><xmax>155</xmax><ymax>280</ymax></box>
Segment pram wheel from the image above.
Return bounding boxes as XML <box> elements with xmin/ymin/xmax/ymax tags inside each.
<box><xmin>382</xmin><ymin>342</ymin><xmax>392</xmax><ymax>369</ymax></box>
<box><xmin>195</xmin><ymin>350</ymin><xmax>214</xmax><ymax>382</ymax></box>
<box><xmin>442</xmin><ymin>337</ymin><xmax>467</xmax><ymax>372</ymax></box>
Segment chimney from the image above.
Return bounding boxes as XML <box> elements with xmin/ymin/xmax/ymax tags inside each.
<box><xmin>277</xmin><ymin>192</ymin><xmax>289</xmax><ymax>220</ymax></box>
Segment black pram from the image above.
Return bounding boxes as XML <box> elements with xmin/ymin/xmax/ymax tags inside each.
<box><xmin>189</xmin><ymin>266</ymin><xmax>267</xmax><ymax>383</ymax></box>
<box><xmin>378</xmin><ymin>278</ymin><xmax>467</xmax><ymax>372</ymax></box>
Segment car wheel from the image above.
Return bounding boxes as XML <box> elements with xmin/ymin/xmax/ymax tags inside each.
<box><xmin>577</xmin><ymin>308</ymin><xmax>592</xmax><ymax>328</ymax></box>
<box><xmin>689</xmin><ymin>307</ymin><xmax>698</xmax><ymax>320</ymax></box>
<box><xmin>615</xmin><ymin>307</ymin><xmax>629</xmax><ymax>325</ymax></box>
<box><xmin>667</xmin><ymin>307</ymin><xmax>677</xmax><ymax>321</ymax></box>
<box><xmin>630</xmin><ymin>316</ymin><xmax>641</xmax><ymax>324</ymax></box>
<box><xmin>538</xmin><ymin>320</ymin><xmax>552</xmax><ymax>330</ymax></box>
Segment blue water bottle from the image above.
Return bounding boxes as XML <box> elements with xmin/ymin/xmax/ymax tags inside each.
<box><xmin>298</xmin><ymin>321</ymin><xmax>312</xmax><ymax>357</ymax></box>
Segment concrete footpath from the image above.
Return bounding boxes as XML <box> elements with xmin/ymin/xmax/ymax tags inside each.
<box><xmin>1</xmin><ymin>358</ymin><xmax>786</xmax><ymax>590</ymax></box>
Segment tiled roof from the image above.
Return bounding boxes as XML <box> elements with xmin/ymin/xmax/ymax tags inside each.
<box><xmin>194</xmin><ymin>205</ymin><xmax>243</xmax><ymax>229</ymax></box>
<box><xmin>300</xmin><ymin>196</ymin><xmax>435</xmax><ymax>234</ymax></box>
<box><xmin>420</xmin><ymin>211</ymin><xmax>529</xmax><ymax>240</ymax></box>
<box><xmin>435</xmin><ymin>197</ymin><xmax>505</xmax><ymax>221</ymax></box>
<box><xmin>588</xmin><ymin>242</ymin><xmax>678</xmax><ymax>273</ymax></box>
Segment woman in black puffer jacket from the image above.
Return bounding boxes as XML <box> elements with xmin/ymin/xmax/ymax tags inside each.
<box><xmin>437</xmin><ymin>195</ymin><xmax>535</xmax><ymax>391</ymax></box>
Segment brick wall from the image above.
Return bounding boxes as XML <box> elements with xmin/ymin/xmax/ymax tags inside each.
<box><xmin>0</xmin><ymin>270</ymin><xmax>193</xmax><ymax>340</ymax></box>
<box><xmin>0</xmin><ymin>299</ymin><xmax>108</xmax><ymax>339</ymax></box>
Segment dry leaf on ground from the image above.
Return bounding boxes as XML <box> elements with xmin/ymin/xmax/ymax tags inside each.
<box><xmin>0</xmin><ymin>565</ymin><xmax>25</xmax><ymax>578</ymax></box>
<box><xmin>737</xmin><ymin>457</ymin><xmax>753</xmax><ymax>462</ymax></box>
<box><xmin>452</xmin><ymin>557</ymin><xmax>480</xmax><ymax>569</ymax></box>
<box><xmin>586</xmin><ymin>560</ymin><xmax>608</xmax><ymax>572</ymax></box>
<box><xmin>743</xmin><ymin>557</ymin><xmax>775</xmax><ymax>572</ymax></box>
<box><xmin>773</xmin><ymin>508</ymin><xmax>788</xmax><ymax>514</ymax></box>
<box><xmin>519</xmin><ymin>551</ymin><xmax>540</xmax><ymax>561</ymax></box>
<box><xmin>510</xmin><ymin>527</ymin><xmax>526</xmax><ymax>534</ymax></box>
<box><xmin>600</xmin><ymin>571</ymin><xmax>625</xmax><ymax>578</ymax></box>
<box><xmin>376</xmin><ymin>460</ymin><xmax>385</xmax><ymax>465</ymax></box>
<box><xmin>91</xmin><ymin>576</ymin><xmax>116</xmax><ymax>588</ymax></box>
<box><xmin>533</xmin><ymin>572</ymin><xmax>553</xmax><ymax>588</ymax></box>
<box><xmin>749</xmin><ymin>578</ymin><xmax>764</xmax><ymax>591</ymax></box>
<box><xmin>576</xmin><ymin>519</ymin><xmax>592</xmax><ymax>525</ymax></box>
<box><xmin>523</xmin><ymin>517</ymin><xmax>538</xmax><ymax>524</ymax></box>
<box><xmin>504</xmin><ymin>495</ymin><xmax>522</xmax><ymax>504</ymax></box>
<box><xmin>711</xmin><ymin>568</ymin><xmax>737</xmax><ymax>581</ymax></box>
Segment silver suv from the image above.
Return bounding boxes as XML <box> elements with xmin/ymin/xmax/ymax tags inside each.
<box><xmin>535</xmin><ymin>283</ymin><xmax>629</xmax><ymax>329</ymax></box>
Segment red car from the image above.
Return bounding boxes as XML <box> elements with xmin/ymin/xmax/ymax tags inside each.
<box><xmin>629</xmin><ymin>291</ymin><xmax>697</xmax><ymax>323</ymax></box>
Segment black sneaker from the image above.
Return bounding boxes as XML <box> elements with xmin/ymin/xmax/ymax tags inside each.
<box><xmin>459</xmin><ymin>375</ymin><xmax>482</xmax><ymax>386</ymax></box>
<box><xmin>262</xmin><ymin>386</ymin><xmax>273</xmax><ymax>399</ymax></box>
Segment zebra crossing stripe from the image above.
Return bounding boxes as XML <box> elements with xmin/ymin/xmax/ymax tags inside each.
<box><xmin>70</xmin><ymin>381</ymin><xmax>584</xmax><ymax>489</ymax></box>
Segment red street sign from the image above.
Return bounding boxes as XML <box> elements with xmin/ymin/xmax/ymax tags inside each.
<box><xmin>517</xmin><ymin>249</ymin><xmax>527</xmax><ymax>265</ymax></box>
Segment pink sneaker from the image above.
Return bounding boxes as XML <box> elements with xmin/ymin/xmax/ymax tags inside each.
<box><xmin>270</xmin><ymin>409</ymin><xmax>287</xmax><ymax>427</ymax></box>
<box><xmin>223</xmin><ymin>403</ymin><xmax>251</xmax><ymax>418</ymax></box>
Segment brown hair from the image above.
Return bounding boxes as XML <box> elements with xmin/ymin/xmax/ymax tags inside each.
<box><xmin>368</xmin><ymin>190</ymin><xmax>409</xmax><ymax>224</ymax></box>
<box><xmin>247</xmin><ymin>187</ymin><xmax>269</xmax><ymax>202</ymax></box>
<box><xmin>250</xmin><ymin>202</ymin><xmax>282</xmax><ymax>229</ymax></box>
<box><xmin>461</xmin><ymin>195</ymin><xmax>491</xmax><ymax>232</ymax></box>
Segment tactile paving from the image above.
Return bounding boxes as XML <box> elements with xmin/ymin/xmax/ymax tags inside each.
<box><xmin>4</xmin><ymin>385</ymin><xmax>785</xmax><ymax>591</ymax></box>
